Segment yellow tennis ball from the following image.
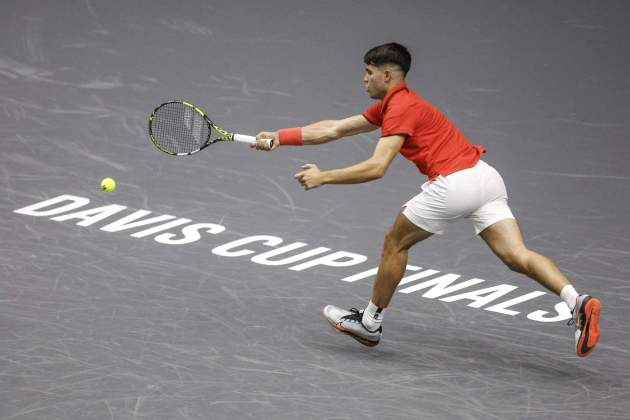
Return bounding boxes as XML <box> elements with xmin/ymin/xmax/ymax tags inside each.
<box><xmin>101</xmin><ymin>177</ymin><xmax>116</xmax><ymax>192</ymax></box>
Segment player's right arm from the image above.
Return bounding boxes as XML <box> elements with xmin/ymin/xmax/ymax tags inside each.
<box><xmin>301</xmin><ymin>115</ymin><xmax>378</xmax><ymax>144</ymax></box>
<box><xmin>254</xmin><ymin>115</ymin><xmax>377</xmax><ymax>150</ymax></box>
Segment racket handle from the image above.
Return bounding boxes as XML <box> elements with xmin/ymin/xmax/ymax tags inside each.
<box><xmin>233</xmin><ymin>134</ymin><xmax>274</xmax><ymax>149</ymax></box>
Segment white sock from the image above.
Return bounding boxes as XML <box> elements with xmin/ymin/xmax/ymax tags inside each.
<box><xmin>362</xmin><ymin>300</ymin><xmax>384</xmax><ymax>331</ymax></box>
<box><xmin>560</xmin><ymin>285</ymin><xmax>579</xmax><ymax>312</ymax></box>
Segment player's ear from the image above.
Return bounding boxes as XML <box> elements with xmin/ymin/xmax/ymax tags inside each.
<box><xmin>383</xmin><ymin>69</ymin><xmax>391</xmax><ymax>82</ymax></box>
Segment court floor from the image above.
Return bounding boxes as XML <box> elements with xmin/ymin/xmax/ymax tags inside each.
<box><xmin>2</xmin><ymin>1</ymin><xmax>629</xmax><ymax>419</ymax></box>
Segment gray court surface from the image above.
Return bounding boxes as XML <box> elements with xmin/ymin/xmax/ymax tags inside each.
<box><xmin>2</xmin><ymin>1</ymin><xmax>630</xmax><ymax>419</ymax></box>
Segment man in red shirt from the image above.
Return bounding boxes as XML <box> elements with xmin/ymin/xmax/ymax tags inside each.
<box><xmin>254</xmin><ymin>43</ymin><xmax>601</xmax><ymax>357</ymax></box>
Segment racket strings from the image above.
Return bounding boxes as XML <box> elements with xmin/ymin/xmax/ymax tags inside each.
<box><xmin>151</xmin><ymin>102</ymin><xmax>210</xmax><ymax>155</ymax></box>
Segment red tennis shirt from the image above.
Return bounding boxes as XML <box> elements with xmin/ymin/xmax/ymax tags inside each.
<box><xmin>362</xmin><ymin>82</ymin><xmax>485</xmax><ymax>180</ymax></box>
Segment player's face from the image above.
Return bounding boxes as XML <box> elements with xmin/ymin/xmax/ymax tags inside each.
<box><xmin>363</xmin><ymin>65</ymin><xmax>388</xmax><ymax>99</ymax></box>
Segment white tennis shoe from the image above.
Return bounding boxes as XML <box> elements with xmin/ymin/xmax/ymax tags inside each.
<box><xmin>322</xmin><ymin>305</ymin><xmax>382</xmax><ymax>347</ymax></box>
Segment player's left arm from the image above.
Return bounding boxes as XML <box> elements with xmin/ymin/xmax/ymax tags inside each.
<box><xmin>295</xmin><ymin>135</ymin><xmax>405</xmax><ymax>190</ymax></box>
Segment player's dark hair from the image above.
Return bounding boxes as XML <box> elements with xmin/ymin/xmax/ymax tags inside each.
<box><xmin>363</xmin><ymin>42</ymin><xmax>411</xmax><ymax>76</ymax></box>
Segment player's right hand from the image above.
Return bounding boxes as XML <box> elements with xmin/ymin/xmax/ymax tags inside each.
<box><xmin>253</xmin><ymin>131</ymin><xmax>280</xmax><ymax>151</ymax></box>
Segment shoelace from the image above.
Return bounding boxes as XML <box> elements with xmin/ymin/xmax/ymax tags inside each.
<box><xmin>340</xmin><ymin>308</ymin><xmax>363</xmax><ymax>322</ymax></box>
<box><xmin>567</xmin><ymin>296</ymin><xmax>582</xmax><ymax>327</ymax></box>
<box><xmin>567</xmin><ymin>306</ymin><xmax>579</xmax><ymax>327</ymax></box>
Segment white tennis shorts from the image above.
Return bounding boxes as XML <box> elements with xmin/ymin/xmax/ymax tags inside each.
<box><xmin>402</xmin><ymin>160</ymin><xmax>515</xmax><ymax>235</ymax></box>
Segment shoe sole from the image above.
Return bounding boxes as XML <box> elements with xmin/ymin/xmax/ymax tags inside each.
<box><xmin>321</xmin><ymin>308</ymin><xmax>380</xmax><ymax>347</ymax></box>
<box><xmin>577</xmin><ymin>297</ymin><xmax>601</xmax><ymax>357</ymax></box>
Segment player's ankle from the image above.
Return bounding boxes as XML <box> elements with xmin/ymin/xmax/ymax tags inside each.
<box><xmin>362</xmin><ymin>300</ymin><xmax>385</xmax><ymax>331</ymax></box>
<box><xmin>560</xmin><ymin>285</ymin><xmax>579</xmax><ymax>312</ymax></box>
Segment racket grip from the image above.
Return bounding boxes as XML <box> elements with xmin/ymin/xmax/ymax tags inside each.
<box><xmin>233</xmin><ymin>134</ymin><xmax>274</xmax><ymax>149</ymax></box>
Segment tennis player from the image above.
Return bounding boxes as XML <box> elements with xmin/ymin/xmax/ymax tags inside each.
<box><xmin>254</xmin><ymin>42</ymin><xmax>601</xmax><ymax>357</ymax></box>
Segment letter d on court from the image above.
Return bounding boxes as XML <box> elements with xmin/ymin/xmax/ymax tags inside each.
<box><xmin>13</xmin><ymin>194</ymin><xmax>90</xmax><ymax>217</ymax></box>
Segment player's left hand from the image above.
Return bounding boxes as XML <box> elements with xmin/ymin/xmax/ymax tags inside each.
<box><xmin>295</xmin><ymin>164</ymin><xmax>323</xmax><ymax>190</ymax></box>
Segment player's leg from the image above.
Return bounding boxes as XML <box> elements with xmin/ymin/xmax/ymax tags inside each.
<box><xmin>323</xmin><ymin>210</ymin><xmax>433</xmax><ymax>347</ymax></box>
<box><xmin>479</xmin><ymin>218</ymin><xmax>568</xmax><ymax>294</ymax></box>
<box><xmin>371</xmin><ymin>210</ymin><xmax>434</xmax><ymax>307</ymax></box>
<box><xmin>479</xmin><ymin>217</ymin><xmax>601</xmax><ymax>357</ymax></box>
<box><xmin>466</xmin><ymin>161</ymin><xmax>574</xmax><ymax>296</ymax></box>
<box><xmin>469</xmin><ymin>160</ymin><xmax>601</xmax><ymax>357</ymax></box>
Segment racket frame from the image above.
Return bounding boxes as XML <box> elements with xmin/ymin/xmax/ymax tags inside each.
<box><xmin>148</xmin><ymin>100</ymin><xmax>267</xmax><ymax>156</ymax></box>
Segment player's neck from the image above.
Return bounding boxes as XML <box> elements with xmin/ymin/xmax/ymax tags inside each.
<box><xmin>379</xmin><ymin>78</ymin><xmax>405</xmax><ymax>98</ymax></box>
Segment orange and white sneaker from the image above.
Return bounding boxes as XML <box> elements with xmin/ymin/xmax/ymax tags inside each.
<box><xmin>570</xmin><ymin>295</ymin><xmax>601</xmax><ymax>357</ymax></box>
<box><xmin>322</xmin><ymin>305</ymin><xmax>381</xmax><ymax>347</ymax></box>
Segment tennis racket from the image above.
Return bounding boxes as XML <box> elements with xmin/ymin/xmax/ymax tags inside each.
<box><xmin>148</xmin><ymin>100</ymin><xmax>273</xmax><ymax>156</ymax></box>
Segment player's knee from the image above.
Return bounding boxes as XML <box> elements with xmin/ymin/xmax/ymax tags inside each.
<box><xmin>501</xmin><ymin>249</ymin><xmax>529</xmax><ymax>273</ymax></box>
<box><xmin>383</xmin><ymin>230</ymin><xmax>404</xmax><ymax>254</ymax></box>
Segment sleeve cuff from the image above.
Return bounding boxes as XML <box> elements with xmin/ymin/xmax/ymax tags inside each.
<box><xmin>362</xmin><ymin>112</ymin><xmax>379</xmax><ymax>126</ymax></box>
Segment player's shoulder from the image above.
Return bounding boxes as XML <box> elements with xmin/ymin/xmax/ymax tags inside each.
<box><xmin>388</xmin><ymin>85</ymin><xmax>425</xmax><ymax>106</ymax></box>
<box><xmin>386</xmin><ymin>88</ymin><xmax>427</xmax><ymax>114</ymax></box>
<box><xmin>402</xmin><ymin>85</ymin><xmax>429</xmax><ymax>104</ymax></box>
